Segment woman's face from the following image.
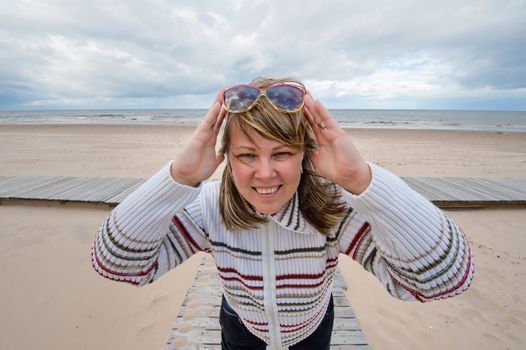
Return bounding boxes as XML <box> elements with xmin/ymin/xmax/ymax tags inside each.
<box><xmin>228</xmin><ymin>123</ymin><xmax>304</xmax><ymax>215</ymax></box>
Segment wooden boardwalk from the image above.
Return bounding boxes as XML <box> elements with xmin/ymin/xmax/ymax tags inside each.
<box><xmin>0</xmin><ymin>175</ymin><xmax>143</xmax><ymax>205</ymax></box>
<box><xmin>1</xmin><ymin>175</ymin><xmax>525</xmax><ymax>208</ymax></box>
<box><xmin>165</xmin><ymin>254</ymin><xmax>369</xmax><ymax>350</ymax></box>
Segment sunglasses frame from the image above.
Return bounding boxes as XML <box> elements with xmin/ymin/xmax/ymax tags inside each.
<box><xmin>222</xmin><ymin>82</ymin><xmax>306</xmax><ymax>114</ymax></box>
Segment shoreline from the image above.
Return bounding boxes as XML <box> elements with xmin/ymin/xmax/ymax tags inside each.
<box><xmin>0</xmin><ymin>122</ymin><xmax>526</xmax><ymax>134</ymax></box>
<box><xmin>1</xmin><ymin>121</ymin><xmax>524</xmax><ymax>134</ymax></box>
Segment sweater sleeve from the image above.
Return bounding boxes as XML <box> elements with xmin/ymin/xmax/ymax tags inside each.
<box><xmin>337</xmin><ymin>163</ymin><xmax>474</xmax><ymax>302</ymax></box>
<box><xmin>91</xmin><ymin>161</ymin><xmax>211</xmax><ymax>286</ymax></box>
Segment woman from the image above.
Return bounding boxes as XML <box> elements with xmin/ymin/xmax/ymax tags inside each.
<box><xmin>92</xmin><ymin>77</ymin><xmax>474</xmax><ymax>350</ymax></box>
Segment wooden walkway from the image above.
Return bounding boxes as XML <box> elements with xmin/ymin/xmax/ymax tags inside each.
<box><xmin>165</xmin><ymin>254</ymin><xmax>369</xmax><ymax>350</ymax></box>
<box><xmin>0</xmin><ymin>175</ymin><xmax>143</xmax><ymax>205</ymax></box>
<box><xmin>1</xmin><ymin>175</ymin><xmax>525</xmax><ymax>208</ymax></box>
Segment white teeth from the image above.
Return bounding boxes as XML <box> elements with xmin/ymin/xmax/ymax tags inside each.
<box><xmin>255</xmin><ymin>186</ymin><xmax>279</xmax><ymax>194</ymax></box>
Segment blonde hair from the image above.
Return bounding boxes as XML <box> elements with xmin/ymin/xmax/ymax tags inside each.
<box><xmin>219</xmin><ymin>77</ymin><xmax>346</xmax><ymax>235</ymax></box>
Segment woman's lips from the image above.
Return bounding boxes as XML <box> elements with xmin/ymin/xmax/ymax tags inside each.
<box><xmin>253</xmin><ymin>185</ymin><xmax>281</xmax><ymax>195</ymax></box>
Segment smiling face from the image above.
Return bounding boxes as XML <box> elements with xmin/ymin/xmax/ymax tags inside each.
<box><xmin>228</xmin><ymin>122</ymin><xmax>304</xmax><ymax>215</ymax></box>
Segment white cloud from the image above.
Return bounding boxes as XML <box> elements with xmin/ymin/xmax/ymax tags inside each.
<box><xmin>0</xmin><ymin>0</ymin><xmax>525</xmax><ymax>110</ymax></box>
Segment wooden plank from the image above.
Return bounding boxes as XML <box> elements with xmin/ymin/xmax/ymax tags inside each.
<box><xmin>440</xmin><ymin>177</ymin><xmax>526</xmax><ymax>207</ymax></box>
<box><xmin>503</xmin><ymin>179</ymin><xmax>526</xmax><ymax>192</ymax></box>
<box><xmin>87</xmin><ymin>178</ymin><xmax>143</xmax><ymax>201</ymax></box>
<box><xmin>104</xmin><ymin>180</ymin><xmax>144</xmax><ymax>204</ymax></box>
<box><xmin>0</xmin><ymin>176</ymin><xmax>21</xmax><ymax>190</ymax></box>
<box><xmin>19</xmin><ymin>177</ymin><xmax>84</xmax><ymax>199</ymax></box>
<box><xmin>427</xmin><ymin>177</ymin><xmax>492</xmax><ymax>200</ymax></box>
<box><xmin>65</xmin><ymin>177</ymin><xmax>121</xmax><ymax>201</ymax></box>
<box><xmin>94</xmin><ymin>178</ymin><xmax>143</xmax><ymax>202</ymax></box>
<box><xmin>438</xmin><ymin>177</ymin><xmax>506</xmax><ymax>201</ymax></box>
<box><xmin>64</xmin><ymin>177</ymin><xmax>114</xmax><ymax>201</ymax></box>
<box><xmin>166</xmin><ymin>345</ymin><xmax>220</xmax><ymax>350</ymax></box>
<box><xmin>165</xmin><ymin>254</ymin><xmax>369</xmax><ymax>349</ymax></box>
<box><xmin>332</xmin><ymin>317</ymin><xmax>361</xmax><ymax>330</ymax></box>
<box><xmin>330</xmin><ymin>330</ymin><xmax>368</xmax><ymax>345</ymax></box>
<box><xmin>410</xmin><ymin>177</ymin><xmax>464</xmax><ymax>201</ymax></box>
<box><xmin>460</xmin><ymin>178</ymin><xmax>526</xmax><ymax>200</ymax></box>
<box><xmin>445</xmin><ymin>177</ymin><xmax>512</xmax><ymax>201</ymax></box>
<box><xmin>401</xmin><ymin>177</ymin><xmax>439</xmax><ymax>200</ymax></box>
<box><xmin>37</xmin><ymin>177</ymin><xmax>136</xmax><ymax>202</ymax></box>
<box><xmin>0</xmin><ymin>176</ymin><xmax>35</xmax><ymax>196</ymax></box>
<box><xmin>13</xmin><ymin>176</ymin><xmax>95</xmax><ymax>200</ymax></box>
<box><xmin>16</xmin><ymin>177</ymin><xmax>84</xmax><ymax>198</ymax></box>
<box><xmin>45</xmin><ymin>177</ymin><xmax>114</xmax><ymax>200</ymax></box>
<box><xmin>172</xmin><ymin>316</ymin><xmax>220</xmax><ymax>329</ymax></box>
<box><xmin>0</xmin><ymin>176</ymin><xmax>63</xmax><ymax>197</ymax></box>
<box><xmin>79</xmin><ymin>178</ymin><xmax>137</xmax><ymax>202</ymax></box>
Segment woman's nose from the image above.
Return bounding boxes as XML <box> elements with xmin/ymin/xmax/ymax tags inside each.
<box><xmin>254</xmin><ymin>159</ymin><xmax>276</xmax><ymax>179</ymax></box>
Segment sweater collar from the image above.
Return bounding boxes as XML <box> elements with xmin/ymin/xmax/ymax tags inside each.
<box><xmin>266</xmin><ymin>192</ymin><xmax>318</xmax><ymax>235</ymax></box>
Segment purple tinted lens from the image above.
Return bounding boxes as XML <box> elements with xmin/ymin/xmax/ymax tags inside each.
<box><xmin>266</xmin><ymin>85</ymin><xmax>303</xmax><ymax>111</ymax></box>
<box><xmin>224</xmin><ymin>86</ymin><xmax>260</xmax><ymax>111</ymax></box>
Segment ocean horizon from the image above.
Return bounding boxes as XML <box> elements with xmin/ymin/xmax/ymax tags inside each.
<box><xmin>1</xmin><ymin>108</ymin><xmax>525</xmax><ymax>133</ymax></box>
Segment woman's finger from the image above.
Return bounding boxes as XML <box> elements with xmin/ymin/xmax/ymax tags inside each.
<box><xmin>305</xmin><ymin>95</ymin><xmax>326</xmax><ymax>128</ymax></box>
<box><xmin>199</xmin><ymin>101</ymin><xmax>221</xmax><ymax>131</ymax></box>
<box><xmin>305</xmin><ymin>103</ymin><xmax>331</xmax><ymax>143</ymax></box>
<box><xmin>306</xmin><ymin>94</ymin><xmax>338</xmax><ymax>128</ymax></box>
<box><xmin>304</xmin><ymin>106</ymin><xmax>321</xmax><ymax>136</ymax></box>
<box><xmin>313</xmin><ymin>102</ymin><xmax>336</xmax><ymax>129</ymax></box>
<box><xmin>213</xmin><ymin>105</ymin><xmax>227</xmax><ymax>136</ymax></box>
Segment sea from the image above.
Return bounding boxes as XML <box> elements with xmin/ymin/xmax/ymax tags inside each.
<box><xmin>1</xmin><ymin>109</ymin><xmax>525</xmax><ymax>133</ymax></box>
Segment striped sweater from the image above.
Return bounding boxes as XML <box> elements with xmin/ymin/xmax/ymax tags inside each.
<box><xmin>91</xmin><ymin>161</ymin><xmax>474</xmax><ymax>349</ymax></box>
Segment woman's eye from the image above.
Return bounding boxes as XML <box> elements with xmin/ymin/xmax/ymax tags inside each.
<box><xmin>238</xmin><ymin>153</ymin><xmax>256</xmax><ymax>159</ymax></box>
<box><xmin>273</xmin><ymin>152</ymin><xmax>293</xmax><ymax>159</ymax></box>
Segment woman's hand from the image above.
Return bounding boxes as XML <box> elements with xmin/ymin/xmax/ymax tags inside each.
<box><xmin>171</xmin><ymin>92</ymin><xmax>227</xmax><ymax>187</ymax></box>
<box><xmin>304</xmin><ymin>94</ymin><xmax>372</xmax><ymax>195</ymax></box>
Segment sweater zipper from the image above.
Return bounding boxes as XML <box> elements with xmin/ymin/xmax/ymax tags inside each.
<box><xmin>261</xmin><ymin>223</ymin><xmax>285</xmax><ymax>349</ymax></box>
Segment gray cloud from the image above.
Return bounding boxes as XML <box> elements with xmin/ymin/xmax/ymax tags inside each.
<box><xmin>0</xmin><ymin>0</ymin><xmax>525</xmax><ymax>110</ymax></box>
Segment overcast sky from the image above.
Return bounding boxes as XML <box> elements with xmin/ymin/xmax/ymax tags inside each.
<box><xmin>1</xmin><ymin>0</ymin><xmax>525</xmax><ymax>110</ymax></box>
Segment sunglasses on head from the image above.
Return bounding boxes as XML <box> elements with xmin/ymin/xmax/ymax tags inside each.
<box><xmin>223</xmin><ymin>82</ymin><xmax>306</xmax><ymax>113</ymax></box>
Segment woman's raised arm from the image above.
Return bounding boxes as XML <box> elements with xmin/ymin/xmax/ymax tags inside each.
<box><xmin>171</xmin><ymin>92</ymin><xmax>227</xmax><ymax>186</ymax></box>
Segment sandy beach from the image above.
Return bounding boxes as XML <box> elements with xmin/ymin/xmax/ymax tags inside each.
<box><xmin>1</xmin><ymin>124</ymin><xmax>525</xmax><ymax>349</ymax></box>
